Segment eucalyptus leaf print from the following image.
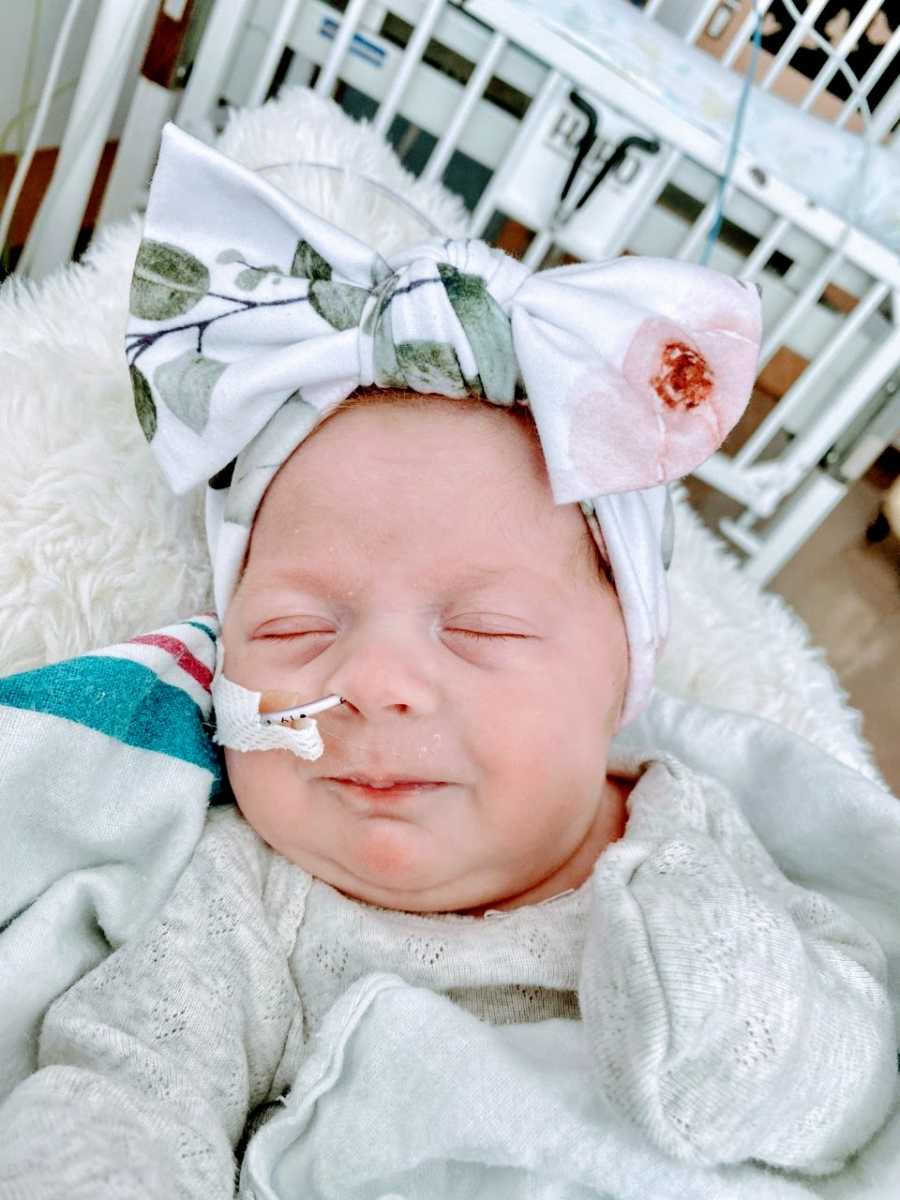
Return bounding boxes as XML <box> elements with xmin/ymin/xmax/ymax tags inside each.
<box><xmin>154</xmin><ymin>349</ymin><xmax>227</xmax><ymax>434</ymax></box>
<box><xmin>130</xmin><ymin>365</ymin><xmax>157</xmax><ymax>442</ymax></box>
<box><xmin>235</xmin><ymin>265</ymin><xmax>282</xmax><ymax>291</ymax></box>
<box><xmin>309</xmin><ymin>281</ymin><xmax>367</xmax><ymax>331</ymax></box>
<box><xmin>130</xmin><ymin>240</ymin><xmax>210</xmax><ymax>320</ymax></box>
<box><xmin>225</xmin><ymin>392</ymin><xmax>320</xmax><ymax>528</ymax></box>
<box><xmin>291</xmin><ymin>240</ymin><xmax>332</xmax><ymax>282</ymax></box>
<box><xmin>395</xmin><ymin>340</ymin><xmax>466</xmax><ymax>396</ymax></box>
<box><xmin>372</xmin><ymin>294</ymin><xmax>406</xmax><ymax>389</ymax></box>
<box><xmin>438</xmin><ymin>263</ymin><xmax>515</xmax><ymax>404</ymax></box>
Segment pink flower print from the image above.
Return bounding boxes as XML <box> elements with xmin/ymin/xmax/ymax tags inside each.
<box><xmin>651</xmin><ymin>341</ymin><xmax>714</xmax><ymax>411</ymax></box>
<box><xmin>621</xmin><ymin>313</ymin><xmax>759</xmax><ymax>485</ymax></box>
<box><xmin>567</xmin><ymin>359</ymin><xmax>664</xmax><ymax>496</ymax></box>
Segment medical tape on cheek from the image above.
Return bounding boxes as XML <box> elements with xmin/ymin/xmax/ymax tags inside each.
<box><xmin>210</xmin><ymin>639</ymin><xmax>326</xmax><ymax>761</ymax></box>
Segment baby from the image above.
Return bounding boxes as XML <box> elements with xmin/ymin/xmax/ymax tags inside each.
<box><xmin>1</xmin><ymin>123</ymin><xmax>897</xmax><ymax>1199</ymax></box>
<box><xmin>220</xmin><ymin>388</ymin><xmax>632</xmax><ymax>921</ymax></box>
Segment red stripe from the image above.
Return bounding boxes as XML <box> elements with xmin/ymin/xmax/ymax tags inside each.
<box><xmin>129</xmin><ymin>634</ymin><xmax>213</xmax><ymax>692</ymax></box>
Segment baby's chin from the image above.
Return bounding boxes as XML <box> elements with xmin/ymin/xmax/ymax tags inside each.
<box><xmin>277</xmin><ymin>827</ymin><xmax>517</xmax><ymax>915</ymax></box>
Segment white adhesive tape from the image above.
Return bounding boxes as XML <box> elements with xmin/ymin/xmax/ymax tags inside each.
<box><xmin>211</xmin><ymin>640</ymin><xmax>325</xmax><ymax>760</ymax></box>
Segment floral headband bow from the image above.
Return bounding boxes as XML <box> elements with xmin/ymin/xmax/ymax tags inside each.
<box><xmin>126</xmin><ymin>122</ymin><xmax>761</xmax><ymax>728</ymax></box>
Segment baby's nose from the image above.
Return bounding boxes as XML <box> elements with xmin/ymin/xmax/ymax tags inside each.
<box><xmin>326</xmin><ymin>629</ymin><xmax>439</xmax><ymax>718</ymax></box>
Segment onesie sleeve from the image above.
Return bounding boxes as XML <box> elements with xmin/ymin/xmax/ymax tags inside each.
<box><xmin>577</xmin><ymin>758</ymin><xmax>898</xmax><ymax>1176</ymax></box>
<box><xmin>0</xmin><ymin>806</ymin><xmax>302</xmax><ymax>1200</ymax></box>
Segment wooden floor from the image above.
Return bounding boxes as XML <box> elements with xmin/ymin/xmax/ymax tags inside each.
<box><xmin>686</xmin><ymin>473</ymin><xmax>900</xmax><ymax>797</ymax></box>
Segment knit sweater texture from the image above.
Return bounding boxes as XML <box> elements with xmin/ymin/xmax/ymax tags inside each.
<box><xmin>0</xmin><ymin>749</ymin><xmax>895</xmax><ymax>1198</ymax></box>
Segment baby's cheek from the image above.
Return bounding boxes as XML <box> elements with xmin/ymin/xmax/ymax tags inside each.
<box><xmin>225</xmin><ymin>749</ymin><xmax>292</xmax><ymax>840</ymax></box>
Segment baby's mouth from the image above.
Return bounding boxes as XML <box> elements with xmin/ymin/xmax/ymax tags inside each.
<box><xmin>325</xmin><ymin>775</ymin><xmax>450</xmax><ymax>803</ymax></box>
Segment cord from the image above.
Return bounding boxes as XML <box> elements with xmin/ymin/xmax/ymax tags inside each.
<box><xmin>700</xmin><ymin>0</ymin><xmax>877</xmax><ymax>266</ymax></box>
<box><xmin>700</xmin><ymin>3</ymin><xmax>763</xmax><ymax>265</ymax></box>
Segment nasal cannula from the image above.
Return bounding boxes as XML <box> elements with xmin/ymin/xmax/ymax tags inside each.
<box><xmin>259</xmin><ymin>695</ymin><xmax>345</xmax><ymax>725</ymax></box>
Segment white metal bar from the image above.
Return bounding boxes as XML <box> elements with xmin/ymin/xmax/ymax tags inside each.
<box><xmin>470</xmin><ymin>0</ymin><xmax>900</xmax><ymax>287</ymax></box>
<box><xmin>735</xmin><ymin>278</ymin><xmax>889</xmax><ymax>469</ymax></box>
<box><xmin>176</xmin><ymin>0</ymin><xmax>254</xmax><ymax>133</ymax></box>
<box><xmin>0</xmin><ymin>0</ymin><xmax>87</xmax><ymax>252</ymax></box>
<box><xmin>738</xmin><ymin>213</ymin><xmax>792</xmax><ymax>280</ymax></box>
<box><xmin>467</xmin><ymin>65</ymin><xmax>563</xmax><ymax>236</ymax></box>
<box><xmin>834</xmin><ymin>26</ymin><xmax>900</xmax><ymax>130</ymax></box>
<box><xmin>315</xmin><ymin>0</ymin><xmax>371</xmax><ymax>98</ymax></box>
<box><xmin>691</xmin><ymin>450</ymin><xmax>778</xmax><ymax>511</ymax></box>
<box><xmin>758</xmin><ymin>242</ymin><xmax>848</xmax><ymax>367</ymax></box>
<box><xmin>246</xmin><ymin>0</ymin><xmax>305</xmax><ymax>109</ymax></box>
<box><xmin>421</xmin><ymin>30</ymin><xmax>507</xmax><ymax>182</ymax></box>
<box><xmin>603</xmin><ymin>145</ymin><xmax>683</xmax><ymax>258</ymax></box>
<box><xmin>18</xmin><ymin>0</ymin><xmax>156</xmax><ymax>279</ymax></box>
<box><xmin>584</xmin><ymin>0</ymin><xmax>724</xmax><ymax>258</ymax></box>
<box><xmin>522</xmin><ymin>226</ymin><xmax>553</xmax><ymax>269</ymax></box>
<box><xmin>796</xmin><ymin>0</ymin><xmax>883</xmax><ymax>115</ymax></box>
<box><xmin>718</xmin><ymin>515</ymin><xmax>762</xmax><ymax>556</ymax></box>
<box><xmin>720</xmin><ymin>0</ymin><xmax>774</xmax><ymax>67</ymax></box>
<box><xmin>673</xmin><ymin>0</ymin><xmax>796</xmax><ymax>268</ymax></box>
<box><xmin>96</xmin><ymin>75</ymin><xmax>178</xmax><ymax>226</ymax></box>
<box><xmin>759</xmin><ymin>0</ymin><xmax>829</xmax><ymax>89</ymax></box>
<box><xmin>642</xmin><ymin>0</ymin><xmax>666</xmax><ymax>18</ymax></box>
<box><xmin>372</xmin><ymin>0</ymin><xmax>447</xmax><ymax>135</ymax></box>
<box><xmin>284</xmin><ymin>0</ymin><xmax>546</xmax><ymax>119</ymax></box>
<box><xmin>868</xmin><ymin>76</ymin><xmax>900</xmax><ymax>142</ymax></box>
<box><xmin>778</xmin><ymin>323</ymin><xmax>900</xmax><ymax>485</ymax></box>
<box><xmin>685</xmin><ymin>0</ymin><xmax>721</xmax><ymax>43</ymax></box>
<box><xmin>738</xmin><ymin>470</ymin><xmax>848</xmax><ymax>585</ymax></box>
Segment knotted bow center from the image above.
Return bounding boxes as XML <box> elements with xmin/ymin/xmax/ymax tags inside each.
<box><xmin>356</xmin><ymin>239</ymin><xmax>531</xmax><ymax>405</ymax></box>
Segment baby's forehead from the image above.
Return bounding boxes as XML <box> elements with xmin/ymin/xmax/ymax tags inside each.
<box><xmin>242</xmin><ymin>395</ymin><xmax>602</xmax><ymax>592</ymax></box>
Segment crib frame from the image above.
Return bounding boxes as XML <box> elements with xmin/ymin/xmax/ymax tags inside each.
<box><xmin>10</xmin><ymin>0</ymin><xmax>900</xmax><ymax>585</ymax></box>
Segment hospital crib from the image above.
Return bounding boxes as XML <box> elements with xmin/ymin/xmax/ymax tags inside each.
<box><xmin>5</xmin><ymin>0</ymin><xmax>900</xmax><ymax>585</ymax></box>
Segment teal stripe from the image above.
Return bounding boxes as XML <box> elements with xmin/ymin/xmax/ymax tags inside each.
<box><xmin>186</xmin><ymin>620</ymin><xmax>218</xmax><ymax>643</ymax></box>
<box><xmin>0</xmin><ymin>655</ymin><xmax>222</xmax><ymax>786</ymax></box>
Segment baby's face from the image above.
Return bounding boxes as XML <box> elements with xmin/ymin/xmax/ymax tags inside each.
<box><xmin>221</xmin><ymin>397</ymin><xmax>629</xmax><ymax>914</ymax></box>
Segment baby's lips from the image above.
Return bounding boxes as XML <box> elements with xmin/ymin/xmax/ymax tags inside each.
<box><xmin>258</xmin><ymin>690</ymin><xmax>303</xmax><ymax>714</ymax></box>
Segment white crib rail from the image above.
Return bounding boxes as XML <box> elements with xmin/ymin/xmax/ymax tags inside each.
<box><xmin>6</xmin><ymin>0</ymin><xmax>157</xmax><ymax>281</ymax></box>
<box><xmin>237</xmin><ymin>0</ymin><xmax>894</xmax><ymax>584</ymax></box>
<box><xmin>9</xmin><ymin>0</ymin><xmax>899</xmax><ymax>585</ymax></box>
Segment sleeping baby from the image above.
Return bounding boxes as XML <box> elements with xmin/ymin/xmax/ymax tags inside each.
<box><xmin>0</xmin><ymin>123</ymin><xmax>897</xmax><ymax>1199</ymax></box>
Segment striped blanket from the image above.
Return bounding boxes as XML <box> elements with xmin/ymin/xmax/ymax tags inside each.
<box><xmin>0</xmin><ymin>615</ymin><xmax>225</xmax><ymax>1101</ymax></box>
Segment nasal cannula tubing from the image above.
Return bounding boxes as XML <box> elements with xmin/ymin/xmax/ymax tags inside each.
<box><xmin>259</xmin><ymin>695</ymin><xmax>345</xmax><ymax>725</ymax></box>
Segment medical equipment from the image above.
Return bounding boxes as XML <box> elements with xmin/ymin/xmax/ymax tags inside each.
<box><xmin>210</xmin><ymin>642</ymin><xmax>337</xmax><ymax>760</ymax></box>
<box><xmin>260</xmin><ymin>695</ymin><xmax>346</xmax><ymax>725</ymax></box>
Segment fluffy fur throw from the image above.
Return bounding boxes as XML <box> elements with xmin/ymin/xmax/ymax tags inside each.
<box><xmin>0</xmin><ymin>86</ymin><xmax>883</xmax><ymax>786</ymax></box>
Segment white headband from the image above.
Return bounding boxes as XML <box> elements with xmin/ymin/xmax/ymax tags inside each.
<box><xmin>126</xmin><ymin>123</ymin><xmax>761</xmax><ymax>728</ymax></box>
